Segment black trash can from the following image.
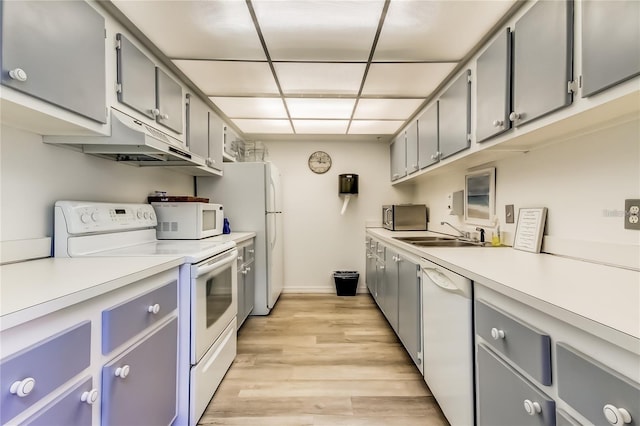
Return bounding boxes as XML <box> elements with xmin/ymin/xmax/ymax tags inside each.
<box><xmin>333</xmin><ymin>271</ymin><xmax>359</xmax><ymax>296</ymax></box>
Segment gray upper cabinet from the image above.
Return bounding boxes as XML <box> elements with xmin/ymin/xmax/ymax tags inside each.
<box><xmin>511</xmin><ymin>0</ymin><xmax>573</xmax><ymax>127</ymax></box>
<box><xmin>186</xmin><ymin>94</ymin><xmax>209</xmax><ymax>160</ymax></box>
<box><xmin>405</xmin><ymin>121</ymin><xmax>419</xmax><ymax>175</ymax></box>
<box><xmin>476</xmin><ymin>29</ymin><xmax>512</xmax><ymax>143</ymax></box>
<box><xmin>390</xmin><ymin>132</ymin><xmax>407</xmax><ymax>181</ymax></box>
<box><xmin>417</xmin><ymin>102</ymin><xmax>438</xmax><ymax>169</ymax></box>
<box><xmin>1</xmin><ymin>0</ymin><xmax>106</xmax><ymax>123</ymax></box>
<box><xmin>116</xmin><ymin>33</ymin><xmax>183</xmax><ymax>133</ymax></box>
<box><xmin>209</xmin><ymin>112</ymin><xmax>224</xmax><ymax>170</ymax></box>
<box><xmin>439</xmin><ymin>70</ymin><xmax>471</xmax><ymax>160</ymax></box>
<box><xmin>581</xmin><ymin>0</ymin><xmax>640</xmax><ymax>97</ymax></box>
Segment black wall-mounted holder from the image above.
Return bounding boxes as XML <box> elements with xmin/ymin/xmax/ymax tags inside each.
<box><xmin>339</xmin><ymin>174</ymin><xmax>359</xmax><ymax>214</ymax></box>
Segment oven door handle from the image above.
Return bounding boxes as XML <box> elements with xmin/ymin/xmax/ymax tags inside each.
<box><xmin>193</xmin><ymin>249</ymin><xmax>238</xmax><ymax>278</ymax></box>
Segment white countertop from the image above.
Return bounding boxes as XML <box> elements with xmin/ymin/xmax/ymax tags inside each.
<box><xmin>367</xmin><ymin>228</ymin><xmax>640</xmax><ymax>345</ymax></box>
<box><xmin>205</xmin><ymin>232</ymin><xmax>256</xmax><ymax>245</ymax></box>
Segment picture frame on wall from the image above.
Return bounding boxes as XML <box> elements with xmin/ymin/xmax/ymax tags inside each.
<box><xmin>513</xmin><ymin>207</ymin><xmax>548</xmax><ymax>253</ymax></box>
<box><xmin>464</xmin><ymin>167</ymin><xmax>496</xmax><ymax>226</ymax></box>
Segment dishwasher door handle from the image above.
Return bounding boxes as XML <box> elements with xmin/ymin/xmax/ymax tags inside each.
<box><xmin>424</xmin><ymin>268</ymin><xmax>466</xmax><ymax>297</ymax></box>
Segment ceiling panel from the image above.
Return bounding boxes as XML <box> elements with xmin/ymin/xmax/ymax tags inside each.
<box><xmin>293</xmin><ymin>120</ymin><xmax>350</xmax><ymax>134</ymax></box>
<box><xmin>362</xmin><ymin>62</ymin><xmax>457</xmax><ymax>97</ymax></box>
<box><xmin>252</xmin><ymin>0</ymin><xmax>385</xmax><ymax>61</ymax></box>
<box><xmin>275</xmin><ymin>62</ymin><xmax>367</xmax><ymax>95</ymax></box>
<box><xmin>232</xmin><ymin>119</ymin><xmax>294</xmax><ymax>134</ymax></box>
<box><xmin>354</xmin><ymin>98</ymin><xmax>425</xmax><ymax>120</ymax></box>
<box><xmin>112</xmin><ymin>1</ymin><xmax>265</xmax><ymax>60</ymax></box>
<box><xmin>210</xmin><ymin>97</ymin><xmax>288</xmax><ymax>119</ymax></box>
<box><xmin>173</xmin><ymin>60</ymin><xmax>279</xmax><ymax>96</ymax></box>
<box><xmin>286</xmin><ymin>98</ymin><xmax>356</xmax><ymax>119</ymax></box>
<box><xmin>349</xmin><ymin>120</ymin><xmax>405</xmax><ymax>134</ymax></box>
<box><xmin>375</xmin><ymin>0</ymin><xmax>516</xmax><ymax>61</ymax></box>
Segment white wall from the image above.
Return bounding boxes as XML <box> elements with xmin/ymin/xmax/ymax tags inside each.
<box><xmin>0</xmin><ymin>124</ymin><xmax>193</xmax><ymax>242</ymax></box>
<box><xmin>413</xmin><ymin>118</ymin><xmax>640</xmax><ymax>267</ymax></box>
<box><xmin>265</xmin><ymin>140</ymin><xmax>414</xmax><ymax>292</ymax></box>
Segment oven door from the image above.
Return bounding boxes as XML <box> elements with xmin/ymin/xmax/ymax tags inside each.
<box><xmin>191</xmin><ymin>248</ymin><xmax>237</xmax><ymax>364</ymax></box>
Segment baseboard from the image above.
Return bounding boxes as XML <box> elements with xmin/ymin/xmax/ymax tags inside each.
<box><xmin>283</xmin><ymin>285</ymin><xmax>370</xmax><ymax>294</ymax></box>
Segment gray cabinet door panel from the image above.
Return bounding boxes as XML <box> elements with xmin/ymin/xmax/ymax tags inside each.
<box><xmin>439</xmin><ymin>70</ymin><xmax>471</xmax><ymax>159</ymax></box>
<box><xmin>512</xmin><ymin>0</ymin><xmax>573</xmax><ymax>126</ymax></box>
<box><xmin>556</xmin><ymin>409</ymin><xmax>581</xmax><ymax>426</ymax></box>
<box><xmin>477</xmin><ymin>344</ymin><xmax>556</xmax><ymax>426</ymax></box>
<box><xmin>476</xmin><ymin>300</ymin><xmax>552</xmax><ymax>385</ymax></box>
<box><xmin>116</xmin><ymin>33</ymin><xmax>156</xmax><ymax>119</ymax></box>
<box><xmin>476</xmin><ymin>28</ymin><xmax>512</xmax><ymax>143</ymax></box>
<box><xmin>557</xmin><ymin>343</ymin><xmax>640</xmax><ymax>426</ymax></box>
<box><xmin>383</xmin><ymin>250</ymin><xmax>399</xmax><ymax>333</ymax></box>
<box><xmin>1</xmin><ymin>0</ymin><xmax>106</xmax><ymax>123</ymax></box>
<box><xmin>237</xmin><ymin>269</ymin><xmax>246</xmax><ymax>326</ymax></box>
<box><xmin>156</xmin><ymin>68</ymin><xmax>183</xmax><ymax>133</ymax></box>
<box><xmin>245</xmin><ymin>259</ymin><xmax>255</xmax><ymax>317</ymax></box>
<box><xmin>581</xmin><ymin>0</ymin><xmax>640</xmax><ymax>97</ymax></box>
<box><xmin>187</xmin><ymin>94</ymin><xmax>210</xmax><ymax>159</ymax></box>
<box><xmin>0</xmin><ymin>321</ymin><xmax>91</xmax><ymax>424</ymax></box>
<box><xmin>398</xmin><ymin>258</ymin><xmax>421</xmax><ymax>368</ymax></box>
<box><xmin>390</xmin><ymin>134</ymin><xmax>406</xmax><ymax>181</ymax></box>
<box><xmin>22</xmin><ymin>377</ymin><xmax>93</xmax><ymax>426</ymax></box>
<box><xmin>405</xmin><ymin>121</ymin><xmax>419</xmax><ymax>175</ymax></box>
<box><xmin>101</xmin><ymin>317</ymin><xmax>178</xmax><ymax>426</ymax></box>
<box><xmin>209</xmin><ymin>112</ymin><xmax>224</xmax><ymax>171</ymax></box>
<box><xmin>417</xmin><ymin>102</ymin><xmax>438</xmax><ymax>169</ymax></box>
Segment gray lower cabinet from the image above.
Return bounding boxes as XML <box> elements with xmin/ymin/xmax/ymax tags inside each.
<box><xmin>476</xmin><ymin>28</ymin><xmax>512</xmax><ymax>143</ymax></box>
<box><xmin>237</xmin><ymin>239</ymin><xmax>255</xmax><ymax>328</ymax></box>
<box><xmin>438</xmin><ymin>70</ymin><xmax>471</xmax><ymax>160</ymax></box>
<box><xmin>21</xmin><ymin>377</ymin><xmax>93</xmax><ymax>426</ymax></box>
<box><xmin>477</xmin><ymin>344</ymin><xmax>556</xmax><ymax>426</ymax></box>
<box><xmin>0</xmin><ymin>0</ymin><xmax>107</xmax><ymax>123</ymax></box>
<box><xmin>397</xmin><ymin>255</ymin><xmax>421</xmax><ymax>369</ymax></box>
<box><xmin>511</xmin><ymin>0</ymin><xmax>573</xmax><ymax>126</ymax></box>
<box><xmin>417</xmin><ymin>101</ymin><xmax>438</xmax><ymax>169</ymax></box>
<box><xmin>116</xmin><ymin>33</ymin><xmax>183</xmax><ymax>133</ymax></box>
<box><xmin>101</xmin><ymin>317</ymin><xmax>178</xmax><ymax>426</ymax></box>
<box><xmin>365</xmin><ymin>239</ymin><xmax>376</xmax><ymax>295</ymax></box>
<box><xmin>383</xmin><ymin>249</ymin><xmax>400</xmax><ymax>333</ymax></box>
<box><xmin>581</xmin><ymin>0</ymin><xmax>640</xmax><ymax>97</ymax></box>
<box><xmin>390</xmin><ymin>133</ymin><xmax>407</xmax><ymax>181</ymax></box>
<box><xmin>405</xmin><ymin>121</ymin><xmax>419</xmax><ymax>175</ymax></box>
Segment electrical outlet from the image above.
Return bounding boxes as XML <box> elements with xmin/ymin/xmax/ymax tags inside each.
<box><xmin>505</xmin><ymin>204</ymin><xmax>515</xmax><ymax>224</ymax></box>
<box><xmin>624</xmin><ymin>199</ymin><xmax>640</xmax><ymax>230</ymax></box>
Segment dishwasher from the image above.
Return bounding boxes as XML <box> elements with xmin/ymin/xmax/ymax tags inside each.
<box><xmin>421</xmin><ymin>259</ymin><xmax>474</xmax><ymax>426</ymax></box>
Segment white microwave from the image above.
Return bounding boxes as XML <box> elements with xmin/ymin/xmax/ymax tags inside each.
<box><xmin>152</xmin><ymin>202</ymin><xmax>224</xmax><ymax>239</ymax></box>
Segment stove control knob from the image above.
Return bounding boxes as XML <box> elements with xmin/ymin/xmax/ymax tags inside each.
<box><xmin>136</xmin><ymin>210</ymin><xmax>143</xmax><ymax>219</ymax></box>
<box><xmin>150</xmin><ymin>212</ymin><xmax>155</xmax><ymax>221</ymax></box>
<box><xmin>143</xmin><ymin>212</ymin><xmax>150</xmax><ymax>219</ymax></box>
<box><xmin>91</xmin><ymin>212</ymin><xmax>99</xmax><ymax>222</ymax></box>
<box><xmin>80</xmin><ymin>213</ymin><xmax>91</xmax><ymax>224</ymax></box>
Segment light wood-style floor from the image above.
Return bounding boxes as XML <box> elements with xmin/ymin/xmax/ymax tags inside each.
<box><xmin>199</xmin><ymin>294</ymin><xmax>449</xmax><ymax>426</ymax></box>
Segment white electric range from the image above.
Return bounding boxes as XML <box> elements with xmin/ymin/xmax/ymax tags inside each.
<box><xmin>54</xmin><ymin>200</ymin><xmax>238</xmax><ymax>426</ymax></box>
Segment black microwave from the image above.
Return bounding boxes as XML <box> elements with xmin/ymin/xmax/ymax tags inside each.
<box><xmin>382</xmin><ymin>204</ymin><xmax>428</xmax><ymax>231</ymax></box>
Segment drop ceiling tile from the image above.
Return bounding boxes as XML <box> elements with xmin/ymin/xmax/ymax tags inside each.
<box><xmin>173</xmin><ymin>61</ymin><xmax>279</xmax><ymax>96</ymax></box>
<box><xmin>354</xmin><ymin>99</ymin><xmax>425</xmax><ymax>120</ymax></box>
<box><xmin>232</xmin><ymin>119</ymin><xmax>294</xmax><ymax>134</ymax></box>
<box><xmin>286</xmin><ymin>98</ymin><xmax>356</xmax><ymax>119</ymax></box>
<box><xmin>362</xmin><ymin>63</ymin><xmax>457</xmax><ymax>97</ymax></box>
<box><xmin>275</xmin><ymin>63</ymin><xmax>367</xmax><ymax>95</ymax></box>
<box><xmin>210</xmin><ymin>97</ymin><xmax>288</xmax><ymax>119</ymax></box>
<box><xmin>349</xmin><ymin>120</ymin><xmax>405</xmax><ymax>134</ymax></box>
<box><xmin>252</xmin><ymin>0</ymin><xmax>385</xmax><ymax>61</ymax></box>
<box><xmin>293</xmin><ymin>120</ymin><xmax>349</xmax><ymax>134</ymax></box>
<box><xmin>112</xmin><ymin>1</ymin><xmax>265</xmax><ymax>60</ymax></box>
<box><xmin>375</xmin><ymin>0</ymin><xmax>516</xmax><ymax>61</ymax></box>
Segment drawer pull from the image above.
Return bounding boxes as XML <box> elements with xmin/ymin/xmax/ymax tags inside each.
<box><xmin>81</xmin><ymin>389</ymin><xmax>99</xmax><ymax>405</ymax></box>
<box><xmin>603</xmin><ymin>404</ymin><xmax>632</xmax><ymax>425</ymax></box>
<box><xmin>523</xmin><ymin>399</ymin><xmax>541</xmax><ymax>416</ymax></box>
<box><xmin>490</xmin><ymin>327</ymin><xmax>505</xmax><ymax>340</ymax></box>
<box><xmin>9</xmin><ymin>68</ymin><xmax>28</xmax><ymax>82</ymax></box>
<box><xmin>114</xmin><ymin>365</ymin><xmax>130</xmax><ymax>379</ymax></box>
<box><xmin>9</xmin><ymin>377</ymin><xmax>35</xmax><ymax>397</ymax></box>
<box><xmin>147</xmin><ymin>304</ymin><xmax>160</xmax><ymax>315</ymax></box>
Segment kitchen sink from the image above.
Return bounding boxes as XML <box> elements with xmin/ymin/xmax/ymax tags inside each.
<box><xmin>393</xmin><ymin>236</ymin><xmax>456</xmax><ymax>243</ymax></box>
<box><xmin>393</xmin><ymin>236</ymin><xmax>485</xmax><ymax>247</ymax></box>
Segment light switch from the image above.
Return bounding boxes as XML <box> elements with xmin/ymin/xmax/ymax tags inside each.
<box><xmin>505</xmin><ymin>204</ymin><xmax>515</xmax><ymax>223</ymax></box>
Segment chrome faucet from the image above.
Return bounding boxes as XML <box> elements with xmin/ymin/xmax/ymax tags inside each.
<box><xmin>440</xmin><ymin>221</ymin><xmax>470</xmax><ymax>239</ymax></box>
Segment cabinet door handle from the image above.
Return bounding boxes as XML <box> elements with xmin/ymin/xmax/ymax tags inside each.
<box><xmin>81</xmin><ymin>389</ymin><xmax>99</xmax><ymax>405</ymax></box>
<box><xmin>492</xmin><ymin>119</ymin><xmax>504</xmax><ymax>127</ymax></box>
<box><xmin>160</xmin><ymin>113</ymin><xmax>169</xmax><ymax>120</ymax></box>
<box><xmin>150</xmin><ymin>108</ymin><xmax>160</xmax><ymax>117</ymax></box>
<box><xmin>603</xmin><ymin>404</ymin><xmax>632</xmax><ymax>425</ymax></box>
<box><xmin>9</xmin><ymin>377</ymin><xmax>35</xmax><ymax>397</ymax></box>
<box><xmin>490</xmin><ymin>327</ymin><xmax>505</xmax><ymax>340</ymax></box>
<box><xmin>509</xmin><ymin>112</ymin><xmax>521</xmax><ymax>121</ymax></box>
<box><xmin>523</xmin><ymin>399</ymin><xmax>541</xmax><ymax>415</ymax></box>
<box><xmin>9</xmin><ymin>68</ymin><xmax>28</xmax><ymax>82</ymax></box>
<box><xmin>114</xmin><ymin>365</ymin><xmax>130</xmax><ymax>379</ymax></box>
<box><xmin>147</xmin><ymin>303</ymin><xmax>160</xmax><ymax>314</ymax></box>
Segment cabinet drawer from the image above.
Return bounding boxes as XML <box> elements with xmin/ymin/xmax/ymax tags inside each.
<box><xmin>477</xmin><ymin>344</ymin><xmax>555</xmax><ymax>426</ymax></box>
<box><xmin>244</xmin><ymin>241</ymin><xmax>255</xmax><ymax>263</ymax></box>
<box><xmin>556</xmin><ymin>409</ymin><xmax>581</xmax><ymax>426</ymax></box>
<box><xmin>0</xmin><ymin>321</ymin><xmax>91</xmax><ymax>424</ymax></box>
<box><xmin>22</xmin><ymin>377</ymin><xmax>93</xmax><ymax>426</ymax></box>
<box><xmin>557</xmin><ymin>343</ymin><xmax>640</xmax><ymax>426</ymax></box>
<box><xmin>102</xmin><ymin>280</ymin><xmax>177</xmax><ymax>354</ymax></box>
<box><xmin>102</xmin><ymin>317</ymin><xmax>178</xmax><ymax>426</ymax></box>
<box><xmin>476</xmin><ymin>300</ymin><xmax>552</xmax><ymax>385</ymax></box>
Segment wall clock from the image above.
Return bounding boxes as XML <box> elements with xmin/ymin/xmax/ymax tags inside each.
<box><xmin>308</xmin><ymin>151</ymin><xmax>332</xmax><ymax>174</ymax></box>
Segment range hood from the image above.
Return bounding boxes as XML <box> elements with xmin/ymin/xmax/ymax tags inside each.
<box><xmin>44</xmin><ymin>108</ymin><xmax>222</xmax><ymax>176</ymax></box>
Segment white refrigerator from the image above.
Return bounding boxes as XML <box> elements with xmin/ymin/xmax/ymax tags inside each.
<box><xmin>197</xmin><ymin>162</ymin><xmax>284</xmax><ymax>315</ymax></box>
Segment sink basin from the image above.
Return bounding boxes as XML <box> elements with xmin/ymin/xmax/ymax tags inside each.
<box><xmin>393</xmin><ymin>236</ymin><xmax>485</xmax><ymax>247</ymax></box>
<box><xmin>393</xmin><ymin>236</ymin><xmax>456</xmax><ymax>243</ymax></box>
